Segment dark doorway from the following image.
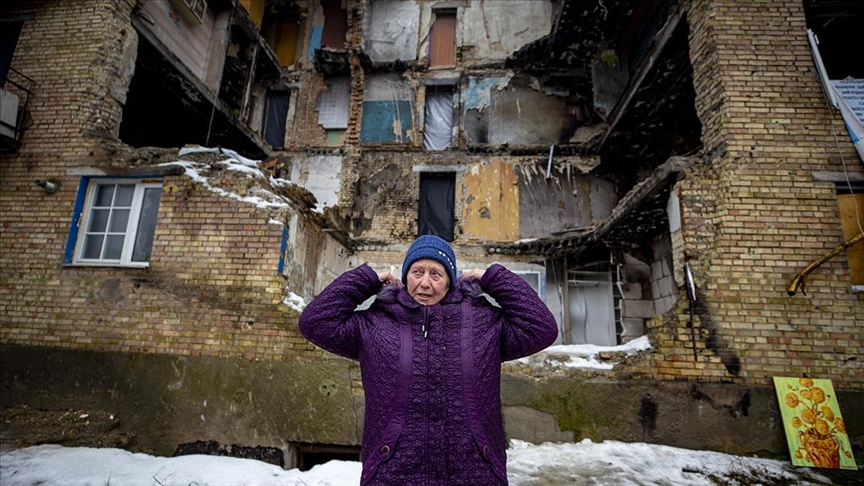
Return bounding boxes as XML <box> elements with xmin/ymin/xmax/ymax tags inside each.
<box><xmin>264</xmin><ymin>91</ymin><xmax>289</xmax><ymax>149</ymax></box>
<box><xmin>418</xmin><ymin>171</ymin><xmax>455</xmax><ymax>241</ymax></box>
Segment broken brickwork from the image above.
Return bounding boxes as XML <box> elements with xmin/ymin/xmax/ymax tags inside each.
<box><xmin>2</xmin><ymin>0</ymin><xmax>863</xmax><ymax>464</ymax></box>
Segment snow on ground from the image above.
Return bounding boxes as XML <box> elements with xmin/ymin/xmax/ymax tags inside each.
<box><xmin>0</xmin><ymin>439</ymin><xmax>838</xmax><ymax>486</ymax></box>
<box><xmin>516</xmin><ymin>335</ymin><xmax>652</xmax><ymax>370</ymax></box>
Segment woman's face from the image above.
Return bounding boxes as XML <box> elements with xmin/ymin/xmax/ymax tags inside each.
<box><xmin>406</xmin><ymin>259</ymin><xmax>449</xmax><ymax>305</ymax></box>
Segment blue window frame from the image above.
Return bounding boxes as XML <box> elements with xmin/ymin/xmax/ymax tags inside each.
<box><xmin>65</xmin><ymin>176</ymin><xmax>163</xmax><ymax>267</ymax></box>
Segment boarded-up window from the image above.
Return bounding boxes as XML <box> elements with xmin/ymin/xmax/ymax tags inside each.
<box><xmin>322</xmin><ymin>2</ymin><xmax>348</xmax><ymax>49</ymax></box>
<box><xmin>837</xmin><ymin>186</ymin><xmax>864</xmax><ymax>286</ymax></box>
<box><xmin>423</xmin><ymin>86</ymin><xmax>453</xmax><ymax>150</ymax></box>
<box><xmin>264</xmin><ymin>91</ymin><xmax>289</xmax><ymax>149</ymax></box>
<box><xmin>419</xmin><ymin>172</ymin><xmax>455</xmax><ymax>241</ymax></box>
<box><xmin>429</xmin><ymin>10</ymin><xmax>456</xmax><ymax>67</ymax></box>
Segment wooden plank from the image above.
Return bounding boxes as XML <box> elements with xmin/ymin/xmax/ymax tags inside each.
<box><xmin>838</xmin><ymin>193</ymin><xmax>864</xmax><ymax>284</ymax></box>
<box><xmin>429</xmin><ymin>12</ymin><xmax>456</xmax><ymax>67</ymax></box>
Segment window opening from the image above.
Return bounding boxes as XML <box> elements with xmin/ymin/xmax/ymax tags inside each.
<box><xmin>805</xmin><ymin>2</ymin><xmax>864</xmax><ymax>163</ymax></box>
<box><xmin>294</xmin><ymin>443</ymin><xmax>360</xmax><ymax>471</ymax></box>
<box><xmin>0</xmin><ymin>20</ymin><xmax>23</xmax><ymax>87</ymax></box>
<box><xmin>429</xmin><ymin>10</ymin><xmax>456</xmax><ymax>67</ymax></box>
<box><xmin>423</xmin><ymin>85</ymin><xmax>453</xmax><ymax>150</ymax></box>
<box><xmin>321</xmin><ymin>1</ymin><xmax>348</xmax><ymax>49</ymax></box>
<box><xmin>264</xmin><ymin>91</ymin><xmax>289</xmax><ymax>149</ymax></box>
<box><xmin>72</xmin><ymin>179</ymin><xmax>163</xmax><ymax>267</ymax></box>
<box><xmin>804</xmin><ymin>2</ymin><xmax>863</xmax><ymax>80</ymax></box>
<box><xmin>418</xmin><ymin>171</ymin><xmax>455</xmax><ymax>241</ymax></box>
<box><xmin>263</xmin><ymin>10</ymin><xmax>300</xmax><ymax>67</ymax></box>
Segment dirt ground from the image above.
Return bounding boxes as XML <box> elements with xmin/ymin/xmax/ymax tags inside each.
<box><xmin>0</xmin><ymin>404</ymin><xmax>136</xmax><ymax>451</ymax></box>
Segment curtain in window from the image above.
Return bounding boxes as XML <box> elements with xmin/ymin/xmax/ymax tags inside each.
<box><xmin>264</xmin><ymin>92</ymin><xmax>289</xmax><ymax>148</ymax></box>
<box><xmin>423</xmin><ymin>88</ymin><xmax>453</xmax><ymax>150</ymax></box>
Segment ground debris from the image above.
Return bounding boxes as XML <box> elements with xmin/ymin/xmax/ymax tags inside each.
<box><xmin>0</xmin><ymin>405</ymin><xmax>134</xmax><ymax>450</ymax></box>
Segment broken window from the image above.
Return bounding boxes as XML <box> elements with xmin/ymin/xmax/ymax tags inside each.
<box><xmin>423</xmin><ymin>85</ymin><xmax>453</xmax><ymax>150</ymax></box>
<box><xmin>264</xmin><ymin>90</ymin><xmax>289</xmax><ymax>149</ymax></box>
<box><xmin>67</xmin><ymin>178</ymin><xmax>163</xmax><ymax>267</ymax></box>
<box><xmin>418</xmin><ymin>172</ymin><xmax>455</xmax><ymax>241</ymax></box>
<box><xmin>429</xmin><ymin>10</ymin><xmax>456</xmax><ymax>68</ymax></box>
<box><xmin>836</xmin><ymin>182</ymin><xmax>864</xmax><ymax>288</ymax></box>
<box><xmin>321</xmin><ymin>1</ymin><xmax>348</xmax><ymax>49</ymax></box>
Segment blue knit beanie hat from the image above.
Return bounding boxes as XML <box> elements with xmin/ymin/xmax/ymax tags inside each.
<box><xmin>402</xmin><ymin>235</ymin><xmax>458</xmax><ymax>288</ymax></box>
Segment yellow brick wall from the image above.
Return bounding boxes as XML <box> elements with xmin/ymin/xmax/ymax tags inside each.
<box><xmin>0</xmin><ymin>0</ymin><xmax>329</xmax><ymax>364</ymax></box>
<box><xmin>628</xmin><ymin>0</ymin><xmax>864</xmax><ymax>389</ymax></box>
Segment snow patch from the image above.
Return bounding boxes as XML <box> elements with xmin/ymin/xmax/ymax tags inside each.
<box><xmin>516</xmin><ymin>335</ymin><xmax>651</xmax><ymax>370</ymax></box>
<box><xmin>283</xmin><ymin>292</ymin><xmax>306</xmax><ymax>312</ymax></box>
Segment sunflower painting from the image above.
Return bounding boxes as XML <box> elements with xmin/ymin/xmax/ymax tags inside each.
<box><xmin>773</xmin><ymin>377</ymin><xmax>857</xmax><ymax>470</ymax></box>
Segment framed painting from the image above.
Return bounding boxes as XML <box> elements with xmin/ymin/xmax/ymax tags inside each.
<box><xmin>773</xmin><ymin>377</ymin><xmax>857</xmax><ymax>470</ymax></box>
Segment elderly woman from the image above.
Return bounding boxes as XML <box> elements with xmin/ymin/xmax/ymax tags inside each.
<box><xmin>299</xmin><ymin>235</ymin><xmax>558</xmax><ymax>485</ymax></box>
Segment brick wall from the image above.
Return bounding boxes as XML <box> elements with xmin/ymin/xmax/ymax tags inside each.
<box><xmin>631</xmin><ymin>0</ymin><xmax>864</xmax><ymax>389</ymax></box>
<box><xmin>0</xmin><ymin>0</ymin><xmax>345</xmax><ymax>365</ymax></box>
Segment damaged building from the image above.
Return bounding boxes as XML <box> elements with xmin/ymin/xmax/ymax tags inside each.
<box><xmin>1</xmin><ymin>0</ymin><xmax>862</xmax><ymax>470</ymax></box>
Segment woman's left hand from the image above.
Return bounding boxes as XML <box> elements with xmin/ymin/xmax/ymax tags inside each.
<box><xmin>377</xmin><ymin>270</ymin><xmax>402</xmax><ymax>287</ymax></box>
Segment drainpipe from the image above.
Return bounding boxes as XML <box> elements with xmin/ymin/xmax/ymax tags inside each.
<box><xmin>546</xmin><ymin>144</ymin><xmax>554</xmax><ymax>179</ymax></box>
<box><xmin>787</xmin><ymin>232</ymin><xmax>864</xmax><ymax>296</ymax></box>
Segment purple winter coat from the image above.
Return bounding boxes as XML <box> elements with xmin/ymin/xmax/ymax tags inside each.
<box><xmin>298</xmin><ymin>263</ymin><xmax>558</xmax><ymax>485</ymax></box>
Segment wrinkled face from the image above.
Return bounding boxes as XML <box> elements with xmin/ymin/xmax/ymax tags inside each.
<box><xmin>406</xmin><ymin>259</ymin><xmax>450</xmax><ymax>306</ymax></box>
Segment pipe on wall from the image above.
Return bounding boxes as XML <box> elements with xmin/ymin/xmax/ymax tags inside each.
<box><xmin>787</xmin><ymin>232</ymin><xmax>864</xmax><ymax>296</ymax></box>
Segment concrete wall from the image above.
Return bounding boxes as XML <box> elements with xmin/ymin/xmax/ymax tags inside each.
<box><xmin>3</xmin><ymin>345</ymin><xmax>861</xmax><ymax>462</ymax></box>
<box><xmin>0</xmin><ymin>345</ymin><xmax>363</xmax><ymax>458</ymax></box>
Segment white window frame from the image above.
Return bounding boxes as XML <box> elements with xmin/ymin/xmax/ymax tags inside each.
<box><xmin>73</xmin><ymin>179</ymin><xmax>162</xmax><ymax>268</ymax></box>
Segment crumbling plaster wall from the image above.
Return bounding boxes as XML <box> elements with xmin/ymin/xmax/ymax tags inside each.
<box><xmin>284</xmin><ymin>72</ymin><xmax>334</xmax><ymax>148</ymax></box>
<box><xmin>363</xmin><ymin>0</ymin><xmax>421</xmax><ymax>62</ymax></box>
<box><xmin>350</xmin><ymin>151</ymin><xmax>609</xmax><ymax>245</ymax></box>
<box><xmin>518</xmin><ymin>159</ymin><xmax>614</xmax><ymax>239</ymax></box>
<box><xmin>461</xmin><ymin>74</ymin><xmax>577</xmax><ymax>147</ymax></box>
<box><xmin>362</xmin><ymin>0</ymin><xmax>552</xmax><ymax>66</ymax></box>
<box><xmin>417</xmin><ymin>0</ymin><xmax>553</xmax><ymax>66</ymax></box>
